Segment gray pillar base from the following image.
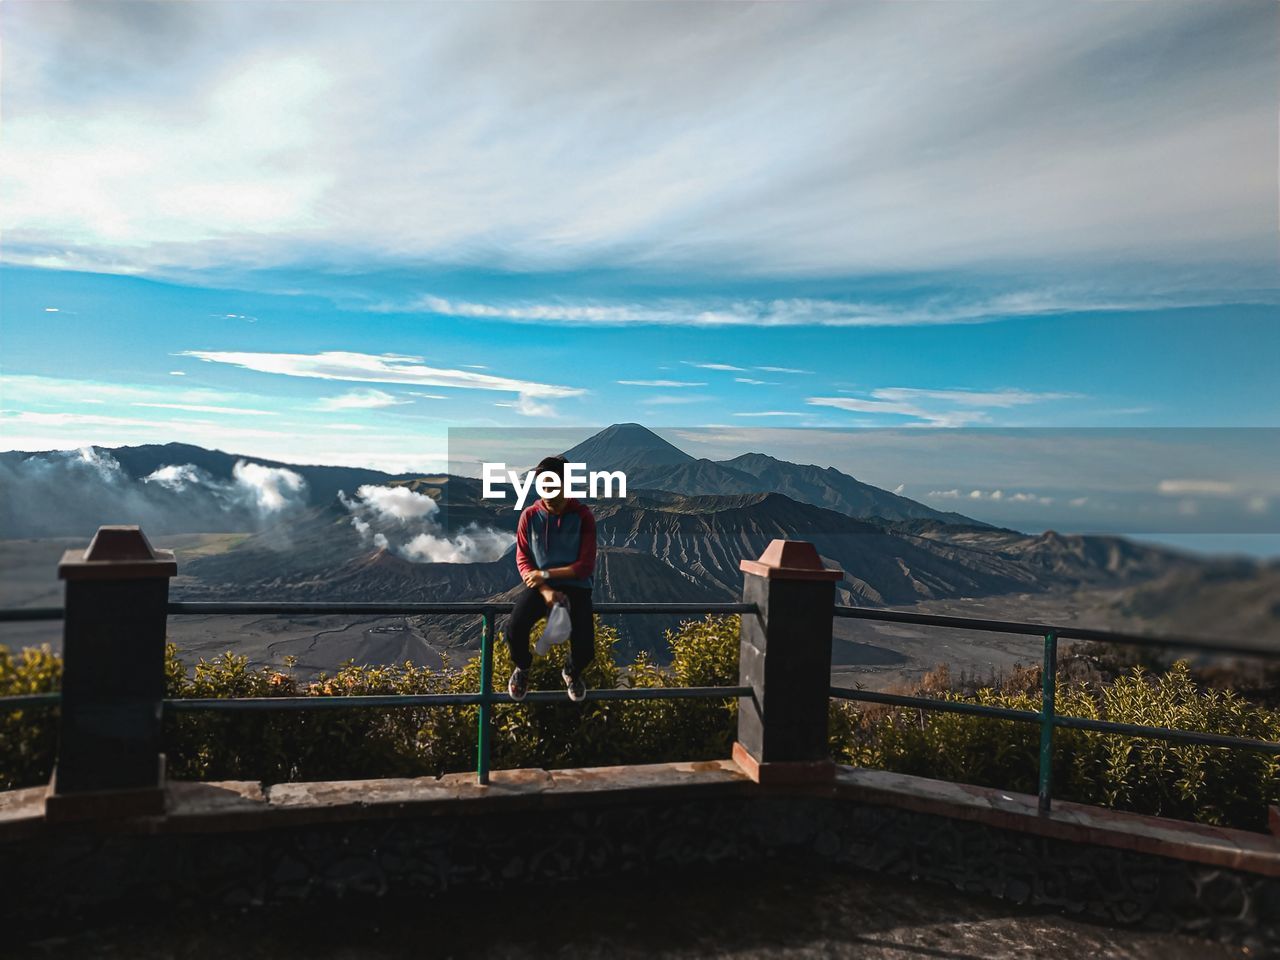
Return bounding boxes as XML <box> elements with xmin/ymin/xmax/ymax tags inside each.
<box><xmin>732</xmin><ymin>741</ymin><xmax>835</xmax><ymax>785</ymax></box>
<box><xmin>45</xmin><ymin>757</ymin><xmax>167</xmax><ymax>822</ymax></box>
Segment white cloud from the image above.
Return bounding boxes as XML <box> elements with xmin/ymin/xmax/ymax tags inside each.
<box><xmin>315</xmin><ymin>388</ymin><xmax>409</xmax><ymax>411</ymax></box>
<box><xmin>132</xmin><ymin>401</ymin><xmax>276</xmax><ymax>416</ymax></box>
<box><xmin>0</xmin><ymin>409</ymin><xmax>290</xmax><ymax>441</ymax></box>
<box><xmin>2</xmin><ymin>48</ymin><xmax>332</xmax><ymax>266</ymax></box>
<box><xmin>734</xmin><ymin>378</ymin><xmax>774</xmax><ymax>386</ymax></box>
<box><xmin>640</xmin><ymin>395</ymin><xmax>705</xmax><ymax>406</ymax></box>
<box><xmin>682</xmin><ymin>361</ymin><xmax>747</xmax><ymax>372</ymax></box>
<box><xmin>928</xmin><ymin>487</ymin><xmax>1054</xmax><ymax>505</ymax></box>
<box><xmin>168</xmin><ymin>370</ymin><xmax>186</xmax><ymax>376</ymax></box>
<box><xmin>807</xmin><ymin>396</ymin><xmax>990</xmax><ymax>428</ymax></box>
<box><xmin>5</xmin><ymin>373</ymin><xmax>274</xmax><ymax>410</ymax></box>
<box><xmin>617</xmin><ymin>379</ymin><xmax>706</xmax><ymax>387</ymax></box>
<box><xmin>510</xmin><ymin>395</ymin><xmax>557</xmax><ymax>418</ymax></box>
<box><xmin>3</xmin><ymin>2</ymin><xmax>1272</xmax><ymax>286</ymax></box>
<box><xmin>872</xmin><ymin>387</ymin><xmax>1077</xmax><ymax>408</ymax></box>
<box><xmin>181</xmin><ymin>351</ymin><xmax>583</xmax><ymax>408</ymax></box>
<box><xmin>808</xmin><ymin>385</ymin><xmax>1077</xmax><ymax>427</ymax></box>
<box><xmin>1157</xmin><ymin>479</ymin><xmax>1237</xmax><ymax>497</ymax></box>
<box><xmin>372</xmin><ymin>291</ymin><xmax>1267</xmax><ymax>329</ymax></box>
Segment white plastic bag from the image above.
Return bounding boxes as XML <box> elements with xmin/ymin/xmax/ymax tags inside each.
<box><xmin>536</xmin><ymin>600</ymin><xmax>572</xmax><ymax>655</ymax></box>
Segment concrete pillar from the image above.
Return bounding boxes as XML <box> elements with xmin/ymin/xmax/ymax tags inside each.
<box><xmin>733</xmin><ymin>539</ymin><xmax>842</xmax><ymax>784</ymax></box>
<box><xmin>47</xmin><ymin>526</ymin><xmax>176</xmax><ymax>820</ymax></box>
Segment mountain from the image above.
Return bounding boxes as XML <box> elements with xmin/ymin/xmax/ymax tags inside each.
<box><xmin>10</xmin><ymin>428</ymin><xmax>1268</xmax><ymax>670</ymax></box>
<box><xmin>88</xmin><ymin>442</ymin><xmax>413</xmax><ymax>505</ymax></box>
<box><xmin>885</xmin><ymin>520</ymin><xmax>1197</xmax><ymax>584</ymax></box>
<box><xmin>561</xmin><ymin>424</ymin><xmax>981</xmax><ymax>526</ymax></box>
<box><xmin>1107</xmin><ymin>561</ymin><xmax>1280</xmax><ymax>642</ymax></box>
<box><xmin>561</xmin><ymin>422</ymin><xmax>693</xmax><ymax>474</ymax></box>
<box><xmin>588</xmin><ymin>491</ymin><xmax>1036</xmax><ymax>605</ymax></box>
<box><xmin>175</xmin><ymin>486</ymin><xmax>1189</xmax><ymax>658</ymax></box>
<box><xmin>5</xmin><ymin>425</ymin><xmax>975</xmax><ymax>537</ymax></box>
<box><xmin>720</xmin><ymin>452</ymin><xmax>980</xmax><ymax>525</ymax></box>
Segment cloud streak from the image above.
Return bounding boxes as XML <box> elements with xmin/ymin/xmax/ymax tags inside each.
<box><xmin>808</xmin><ymin>386</ymin><xmax>1077</xmax><ymax>427</ymax></box>
<box><xmin>374</xmin><ymin>289</ymin><xmax>1270</xmax><ymax>329</ymax></box>
<box><xmin>181</xmin><ymin>351</ymin><xmax>584</xmax><ymax>412</ymax></box>
<box><xmin>315</xmin><ymin>389</ymin><xmax>411</xmax><ymax>411</ymax></box>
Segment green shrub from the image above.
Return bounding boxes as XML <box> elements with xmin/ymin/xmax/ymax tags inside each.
<box><xmin>2</xmin><ymin>624</ymin><xmax>1277</xmax><ymax>832</ymax></box>
<box><xmin>160</xmin><ymin>615</ymin><xmax>741</xmax><ymax>782</ymax></box>
<box><xmin>836</xmin><ymin>660</ymin><xmax>1280</xmax><ymax>831</ymax></box>
<box><xmin>0</xmin><ymin>645</ymin><xmax>60</xmax><ymax>790</ymax></box>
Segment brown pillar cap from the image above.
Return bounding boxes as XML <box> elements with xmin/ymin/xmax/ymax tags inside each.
<box><xmin>59</xmin><ymin>526</ymin><xmax>177</xmax><ymax>581</ymax></box>
<box><xmin>740</xmin><ymin>539</ymin><xmax>843</xmax><ymax>581</ymax></box>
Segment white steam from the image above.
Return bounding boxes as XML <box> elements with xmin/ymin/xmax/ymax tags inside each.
<box><xmin>76</xmin><ymin>446</ymin><xmax>127</xmax><ymax>482</ymax></box>
<box><xmin>341</xmin><ymin>484</ymin><xmax>514</xmax><ymax>564</ymax></box>
<box><xmin>354</xmin><ymin>484</ymin><xmax>440</xmax><ymax>522</ymax></box>
<box><xmin>230</xmin><ymin>461</ymin><xmax>306</xmax><ymax>513</ymax></box>
<box><xmin>144</xmin><ymin>463</ymin><xmax>203</xmax><ymax>492</ymax></box>
<box><xmin>401</xmin><ymin>527</ymin><xmax>517</xmax><ymax>563</ymax></box>
<box><xmin>0</xmin><ymin>449</ymin><xmax>309</xmax><ymax>538</ymax></box>
<box><xmin>143</xmin><ymin>460</ymin><xmax>308</xmax><ymax>516</ymax></box>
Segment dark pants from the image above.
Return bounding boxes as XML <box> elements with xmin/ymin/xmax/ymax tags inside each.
<box><xmin>506</xmin><ymin>585</ymin><xmax>595</xmax><ymax>679</ymax></box>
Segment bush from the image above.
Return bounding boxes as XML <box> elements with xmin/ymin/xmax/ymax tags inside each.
<box><xmin>2</xmin><ymin>623</ymin><xmax>1277</xmax><ymax>832</ymax></box>
<box><xmin>0</xmin><ymin>645</ymin><xmax>60</xmax><ymax>790</ymax></box>
<box><xmin>835</xmin><ymin>660</ymin><xmax>1280</xmax><ymax>831</ymax></box>
<box><xmin>160</xmin><ymin>614</ymin><xmax>741</xmax><ymax>782</ymax></box>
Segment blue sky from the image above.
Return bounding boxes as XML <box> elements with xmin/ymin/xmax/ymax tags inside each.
<box><xmin>1</xmin><ymin>2</ymin><xmax>1277</xmax><ymax>544</ymax></box>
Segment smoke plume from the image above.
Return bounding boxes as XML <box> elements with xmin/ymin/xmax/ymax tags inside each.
<box><xmin>340</xmin><ymin>484</ymin><xmax>514</xmax><ymax>563</ymax></box>
<box><xmin>0</xmin><ymin>447</ymin><xmax>308</xmax><ymax>538</ymax></box>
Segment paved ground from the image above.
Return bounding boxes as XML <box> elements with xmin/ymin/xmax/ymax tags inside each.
<box><xmin>16</xmin><ymin>862</ymin><xmax>1247</xmax><ymax>959</ymax></box>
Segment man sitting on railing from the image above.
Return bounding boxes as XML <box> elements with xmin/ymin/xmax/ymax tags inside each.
<box><xmin>507</xmin><ymin>455</ymin><xmax>598</xmax><ymax>703</ymax></box>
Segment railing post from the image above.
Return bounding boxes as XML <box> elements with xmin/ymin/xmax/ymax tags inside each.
<box><xmin>733</xmin><ymin>539</ymin><xmax>843</xmax><ymax>784</ymax></box>
<box><xmin>476</xmin><ymin>607</ymin><xmax>494</xmax><ymax>785</ymax></box>
<box><xmin>1038</xmin><ymin>630</ymin><xmax>1058</xmax><ymax>814</ymax></box>
<box><xmin>47</xmin><ymin>526</ymin><xmax>176</xmax><ymax>820</ymax></box>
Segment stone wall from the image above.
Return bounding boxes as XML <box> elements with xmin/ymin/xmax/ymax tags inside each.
<box><xmin>2</xmin><ymin>764</ymin><xmax>1276</xmax><ymax>951</ymax></box>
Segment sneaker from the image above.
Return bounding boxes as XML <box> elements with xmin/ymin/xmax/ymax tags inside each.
<box><xmin>562</xmin><ymin>666</ymin><xmax>586</xmax><ymax>703</ymax></box>
<box><xmin>508</xmin><ymin>667</ymin><xmax>528</xmax><ymax>701</ymax></box>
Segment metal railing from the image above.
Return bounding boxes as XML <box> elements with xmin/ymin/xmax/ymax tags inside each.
<box><xmin>4</xmin><ymin>599</ymin><xmax>1278</xmax><ymax>804</ymax></box>
<box><xmin>830</xmin><ymin>606</ymin><xmax>1280</xmax><ymax>812</ymax></box>
<box><xmin>0</xmin><ymin>601</ymin><xmax>755</xmax><ymax>785</ymax></box>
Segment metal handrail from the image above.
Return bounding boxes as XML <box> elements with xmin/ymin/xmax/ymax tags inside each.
<box><xmin>831</xmin><ymin>605</ymin><xmax>1280</xmax><ymax>812</ymax></box>
<box><xmin>0</xmin><ymin>607</ymin><xmax>64</xmax><ymax>623</ymax></box>
<box><xmin>833</xmin><ymin>605</ymin><xmax>1276</xmax><ymax>658</ymax></box>
<box><xmin>6</xmin><ymin>599</ymin><xmax>1277</xmax><ymax>798</ymax></box>
<box><xmin>166</xmin><ymin>601</ymin><xmax>758</xmax><ymax>616</ymax></box>
<box><xmin>166</xmin><ymin>686</ymin><xmax>754</xmax><ymax>711</ymax></box>
<box><xmin>827</xmin><ymin>687</ymin><xmax>1280</xmax><ymax>754</ymax></box>
<box><xmin>0</xmin><ymin>693</ymin><xmax>60</xmax><ymax>710</ymax></box>
<box><xmin>0</xmin><ymin>600</ymin><xmax>756</xmax><ymax>785</ymax></box>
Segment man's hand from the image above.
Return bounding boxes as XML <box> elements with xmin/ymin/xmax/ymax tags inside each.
<box><xmin>523</xmin><ymin>569</ymin><xmax>546</xmax><ymax>589</ymax></box>
<box><xmin>540</xmin><ymin>587</ymin><xmax>568</xmax><ymax>608</ymax></box>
